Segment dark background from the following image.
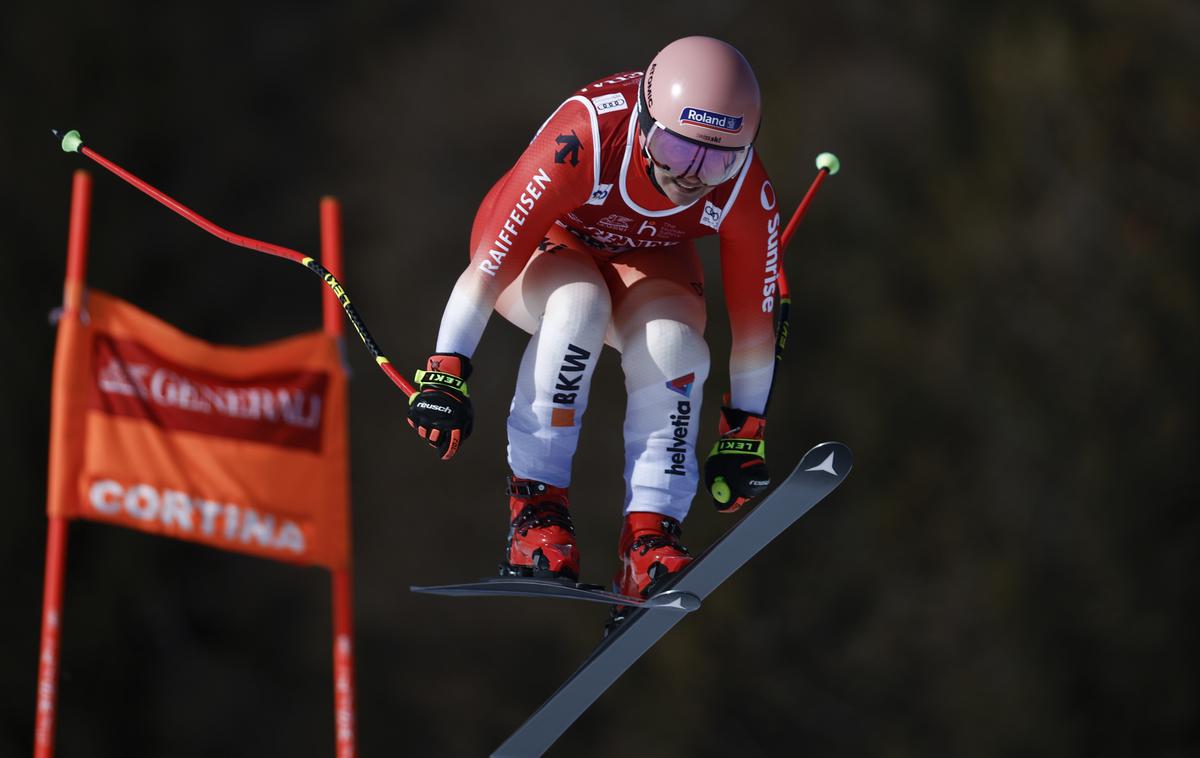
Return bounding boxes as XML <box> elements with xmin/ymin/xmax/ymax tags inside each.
<box><xmin>2</xmin><ymin>1</ymin><xmax>1196</xmax><ymax>755</ymax></box>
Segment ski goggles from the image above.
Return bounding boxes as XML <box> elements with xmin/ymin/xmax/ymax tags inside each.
<box><xmin>636</xmin><ymin>96</ymin><xmax>749</xmax><ymax>186</ymax></box>
<box><xmin>642</xmin><ymin>123</ymin><xmax>749</xmax><ymax>186</ymax></box>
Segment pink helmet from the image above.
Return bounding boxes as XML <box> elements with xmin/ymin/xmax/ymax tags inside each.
<box><xmin>640</xmin><ymin>36</ymin><xmax>762</xmax><ymax>149</ymax></box>
<box><xmin>637</xmin><ymin>37</ymin><xmax>761</xmax><ymax>186</ymax></box>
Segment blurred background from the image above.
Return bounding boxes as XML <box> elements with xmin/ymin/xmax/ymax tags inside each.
<box><xmin>2</xmin><ymin>1</ymin><xmax>1196</xmax><ymax>755</ymax></box>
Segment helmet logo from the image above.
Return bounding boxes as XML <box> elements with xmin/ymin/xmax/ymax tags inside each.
<box><xmin>679</xmin><ymin>107</ymin><xmax>743</xmax><ymax>134</ymax></box>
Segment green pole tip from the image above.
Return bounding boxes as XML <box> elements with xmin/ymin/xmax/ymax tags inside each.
<box><xmin>815</xmin><ymin>151</ymin><xmax>840</xmax><ymax>175</ymax></box>
<box><xmin>60</xmin><ymin>129</ymin><xmax>83</xmax><ymax>153</ymax></box>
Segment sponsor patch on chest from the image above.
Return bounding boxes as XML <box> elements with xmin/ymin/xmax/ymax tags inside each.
<box><xmin>597</xmin><ymin>213</ymin><xmax>632</xmax><ymax>231</ymax></box>
<box><xmin>591</xmin><ymin>92</ymin><xmax>628</xmax><ymax>113</ymax></box>
<box><xmin>700</xmin><ymin>200</ymin><xmax>723</xmax><ymax>230</ymax></box>
<box><xmin>586</xmin><ymin>183</ymin><xmax>613</xmax><ymax>206</ymax></box>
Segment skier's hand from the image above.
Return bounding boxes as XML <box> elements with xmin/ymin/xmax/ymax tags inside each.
<box><xmin>703</xmin><ymin>407</ymin><xmax>770</xmax><ymax>513</ymax></box>
<box><xmin>407</xmin><ymin>353</ymin><xmax>473</xmax><ymax>460</ymax></box>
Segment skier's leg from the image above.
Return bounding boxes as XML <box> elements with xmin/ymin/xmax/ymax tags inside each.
<box><xmin>492</xmin><ymin>232</ymin><xmax>610</xmax><ymax>578</ymax></box>
<box><xmin>495</xmin><ymin>231</ymin><xmax>611</xmax><ymax>488</ymax></box>
<box><xmin>605</xmin><ymin>242</ymin><xmax>709</xmax><ymax>522</ymax></box>
<box><xmin>599</xmin><ymin>243</ymin><xmax>706</xmax><ymax>604</ymax></box>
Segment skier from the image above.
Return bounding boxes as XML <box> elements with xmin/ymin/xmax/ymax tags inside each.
<box><xmin>407</xmin><ymin>36</ymin><xmax>779</xmax><ymax>609</ymax></box>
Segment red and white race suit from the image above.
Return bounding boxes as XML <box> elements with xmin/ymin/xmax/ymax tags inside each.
<box><xmin>434</xmin><ymin>72</ymin><xmax>783</xmax><ymax>520</ymax></box>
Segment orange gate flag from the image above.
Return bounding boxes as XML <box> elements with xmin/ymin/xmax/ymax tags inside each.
<box><xmin>46</xmin><ymin>290</ymin><xmax>350</xmax><ymax>570</ymax></box>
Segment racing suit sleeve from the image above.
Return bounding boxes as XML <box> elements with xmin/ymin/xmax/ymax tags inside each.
<box><xmin>716</xmin><ymin>154</ymin><xmax>782</xmax><ymax>416</ymax></box>
<box><xmin>433</xmin><ymin>99</ymin><xmax>596</xmax><ymax>357</ymax></box>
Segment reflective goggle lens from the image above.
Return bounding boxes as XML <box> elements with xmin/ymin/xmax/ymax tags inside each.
<box><xmin>645</xmin><ymin>125</ymin><xmax>748</xmax><ymax>186</ymax></box>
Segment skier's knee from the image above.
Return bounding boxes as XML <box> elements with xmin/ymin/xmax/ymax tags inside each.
<box><xmin>543</xmin><ymin>277</ymin><xmax>612</xmax><ymax>332</ymax></box>
<box><xmin>621</xmin><ymin>318</ymin><xmax>709</xmax><ymax>392</ymax></box>
<box><xmin>522</xmin><ymin>249</ymin><xmax>610</xmax><ymax>326</ymax></box>
<box><xmin>614</xmin><ymin>279</ymin><xmax>706</xmax><ymax>338</ymax></box>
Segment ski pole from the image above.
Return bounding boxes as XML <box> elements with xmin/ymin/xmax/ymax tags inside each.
<box><xmin>50</xmin><ymin>128</ymin><xmax>417</xmax><ymax>398</ymax></box>
<box><xmin>764</xmin><ymin>152</ymin><xmax>839</xmax><ymax>411</ymax></box>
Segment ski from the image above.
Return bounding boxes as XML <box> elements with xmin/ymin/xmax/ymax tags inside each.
<box><xmin>411</xmin><ymin>576</ymin><xmax>702</xmax><ymax>610</ymax></box>
<box><xmin>473</xmin><ymin>441</ymin><xmax>852</xmax><ymax>757</ymax></box>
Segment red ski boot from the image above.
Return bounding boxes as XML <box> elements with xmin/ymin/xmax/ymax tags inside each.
<box><xmin>606</xmin><ymin>512</ymin><xmax>693</xmax><ymax>634</ymax></box>
<box><xmin>500</xmin><ymin>475</ymin><xmax>581</xmax><ymax>581</ymax></box>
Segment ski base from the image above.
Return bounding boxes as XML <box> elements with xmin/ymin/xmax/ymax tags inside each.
<box><xmin>411</xmin><ymin>576</ymin><xmax>700</xmax><ymax>611</ymax></box>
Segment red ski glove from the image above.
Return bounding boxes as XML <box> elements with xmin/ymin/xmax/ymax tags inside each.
<box><xmin>407</xmin><ymin>353</ymin><xmax>473</xmax><ymax>460</ymax></box>
<box><xmin>703</xmin><ymin>407</ymin><xmax>770</xmax><ymax>513</ymax></box>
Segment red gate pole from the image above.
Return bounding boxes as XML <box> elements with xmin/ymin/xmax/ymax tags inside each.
<box><xmin>320</xmin><ymin>197</ymin><xmax>357</xmax><ymax>758</ymax></box>
<box><xmin>33</xmin><ymin>517</ymin><xmax>68</xmax><ymax>758</ymax></box>
<box><xmin>35</xmin><ymin>170</ymin><xmax>92</xmax><ymax>758</ymax></box>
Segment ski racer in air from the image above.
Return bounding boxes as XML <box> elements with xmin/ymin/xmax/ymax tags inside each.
<box><xmin>406</xmin><ymin>36</ymin><xmax>782</xmax><ymax>616</ymax></box>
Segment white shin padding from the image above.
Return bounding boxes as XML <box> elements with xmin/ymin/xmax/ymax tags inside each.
<box><xmin>506</xmin><ymin>250</ymin><xmax>611</xmax><ymax>487</ymax></box>
<box><xmin>614</xmin><ymin>282</ymin><xmax>710</xmax><ymax>521</ymax></box>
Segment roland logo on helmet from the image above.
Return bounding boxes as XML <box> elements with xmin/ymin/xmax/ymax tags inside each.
<box><xmin>679</xmin><ymin>107</ymin><xmax>744</xmax><ymax>134</ymax></box>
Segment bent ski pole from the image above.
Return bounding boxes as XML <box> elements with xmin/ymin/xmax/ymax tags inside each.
<box><xmin>764</xmin><ymin>151</ymin><xmax>839</xmax><ymax>412</ymax></box>
<box><xmin>51</xmin><ymin>128</ymin><xmax>417</xmax><ymax>398</ymax></box>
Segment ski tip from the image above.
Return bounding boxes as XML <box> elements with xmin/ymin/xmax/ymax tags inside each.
<box><xmin>800</xmin><ymin>441</ymin><xmax>853</xmax><ymax>478</ymax></box>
